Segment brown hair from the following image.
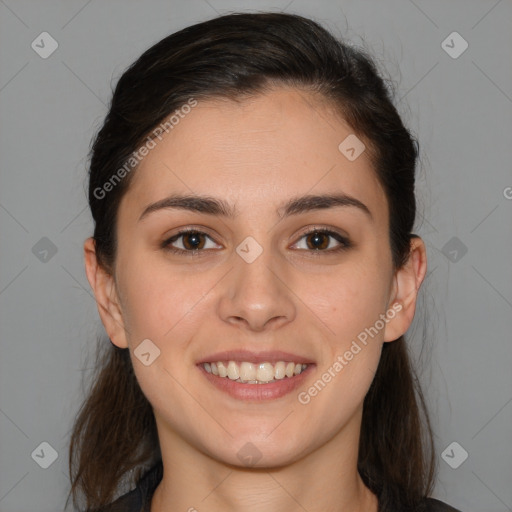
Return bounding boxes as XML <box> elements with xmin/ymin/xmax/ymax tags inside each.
<box><xmin>67</xmin><ymin>12</ymin><xmax>435</xmax><ymax>511</ymax></box>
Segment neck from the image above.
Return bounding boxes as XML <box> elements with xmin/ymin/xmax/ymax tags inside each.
<box><xmin>150</xmin><ymin>415</ymin><xmax>378</xmax><ymax>512</ymax></box>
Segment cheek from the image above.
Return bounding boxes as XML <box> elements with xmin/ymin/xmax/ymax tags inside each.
<box><xmin>295</xmin><ymin>263</ymin><xmax>389</xmax><ymax>405</ymax></box>
<box><xmin>302</xmin><ymin>264</ymin><xmax>391</xmax><ymax>349</ymax></box>
<box><xmin>297</xmin><ymin>268</ymin><xmax>387</xmax><ymax>426</ymax></box>
<box><xmin>116</xmin><ymin>254</ymin><xmax>211</xmax><ymax>344</ymax></box>
<box><xmin>118</xmin><ymin>262</ymin><xmax>214</xmax><ymax>426</ymax></box>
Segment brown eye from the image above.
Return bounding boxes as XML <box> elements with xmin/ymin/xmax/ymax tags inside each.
<box><xmin>292</xmin><ymin>228</ymin><xmax>351</xmax><ymax>253</ymax></box>
<box><xmin>305</xmin><ymin>231</ymin><xmax>330</xmax><ymax>250</ymax></box>
<box><xmin>163</xmin><ymin>229</ymin><xmax>221</xmax><ymax>254</ymax></box>
<box><xmin>181</xmin><ymin>231</ymin><xmax>206</xmax><ymax>250</ymax></box>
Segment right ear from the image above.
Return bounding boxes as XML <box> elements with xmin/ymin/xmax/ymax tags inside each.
<box><xmin>83</xmin><ymin>237</ymin><xmax>129</xmax><ymax>349</ymax></box>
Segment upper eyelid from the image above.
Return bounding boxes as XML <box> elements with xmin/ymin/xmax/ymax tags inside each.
<box><xmin>294</xmin><ymin>225</ymin><xmax>348</xmax><ymax>239</ymax></box>
<box><xmin>165</xmin><ymin>227</ymin><xmax>219</xmax><ymax>244</ymax></box>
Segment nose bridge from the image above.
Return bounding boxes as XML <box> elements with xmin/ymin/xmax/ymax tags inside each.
<box><xmin>217</xmin><ymin>235</ymin><xmax>295</xmax><ymax>330</ymax></box>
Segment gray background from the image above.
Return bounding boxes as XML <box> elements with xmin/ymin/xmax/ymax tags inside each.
<box><xmin>1</xmin><ymin>1</ymin><xmax>511</xmax><ymax>511</ymax></box>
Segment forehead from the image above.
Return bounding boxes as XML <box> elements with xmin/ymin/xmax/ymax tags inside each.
<box><xmin>119</xmin><ymin>87</ymin><xmax>387</xmax><ymax>225</ymax></box>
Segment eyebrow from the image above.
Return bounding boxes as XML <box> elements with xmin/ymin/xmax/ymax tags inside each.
<box><xmin>138</xmin><ymin>192</ymin><xmax>373</xmax><ymax>222</ymax></box>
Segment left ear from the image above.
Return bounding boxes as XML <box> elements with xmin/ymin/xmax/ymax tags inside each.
<box><xmin>383</xmin><ymin>236</ymin><xmax>427</xmax><ymax>342</ymax></box>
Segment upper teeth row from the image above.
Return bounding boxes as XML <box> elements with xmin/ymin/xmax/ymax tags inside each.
<box><xmin>203</xmin><ymin>361</ymin><xmax>308</xmax><ymax>383</ymax></box>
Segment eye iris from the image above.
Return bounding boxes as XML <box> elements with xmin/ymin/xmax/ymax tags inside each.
<box><xmin>307</xmin><ymin>232</ymin><xmax>329</xmax><ymax>250</ymax></box>
<box><xmin>183</xmin><ymin>232</ymin><xmax>204</xmax><ymax>250</ymax></box>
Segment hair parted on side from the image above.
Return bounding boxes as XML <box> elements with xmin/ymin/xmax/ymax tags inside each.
<box><xmin>67</xmin><ymin>11</ymin><xmax>435</xmax><ymax>512</ymax></box>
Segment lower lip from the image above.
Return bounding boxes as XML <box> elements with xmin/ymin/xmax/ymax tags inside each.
<box><xmin>197</xmin><ymin>364</ymin><xmax>315</xmax><ymax>401</ymax></box>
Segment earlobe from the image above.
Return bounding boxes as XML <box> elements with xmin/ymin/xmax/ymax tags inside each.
<box><xmin>83</xmin><ymin>237</ymin><xmax>129</xmax><ymax>349</ymax></box>
<box><xmin>383</xmin><ymin>236</ymin><xmax>427</xmax><ymax>343</ymax></box>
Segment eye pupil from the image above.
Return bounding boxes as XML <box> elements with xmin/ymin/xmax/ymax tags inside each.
<box><xmin>307</xmin><ymin>232</ymin><xmax>328</xmax><ymax>250</ymax></box>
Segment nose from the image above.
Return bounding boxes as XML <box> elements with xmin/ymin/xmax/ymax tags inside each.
<box><xmin>216</xmin><ymin>243</ymin><xmax>296</xmax><ymax>332</ymax></box>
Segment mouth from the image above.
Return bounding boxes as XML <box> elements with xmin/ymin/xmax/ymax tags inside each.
<box><xmin>196</xmin><ymin>350</ymin><xmax>315</xmax><ymax>401</ymax></box>
<box><xmin>201</xmin><ymin>360</ymin><xmax>309</xmax><ymax>384</ymax></box>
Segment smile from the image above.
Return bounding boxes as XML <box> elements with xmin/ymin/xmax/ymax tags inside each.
<box><xmin>202</xmin><ymin>360</ymin><xmax>309</xmax><ymax>384</ymax></box>
<box><xmin>197</xmin><ymin>361</ymin><xmax>315</xmax><ymax>401</ymax></box>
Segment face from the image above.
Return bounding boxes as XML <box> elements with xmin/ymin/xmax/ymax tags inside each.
<box><xmin>88</xmin><ymin>87</ymin><xmax>418</xmax><ymax>468</ymax></box>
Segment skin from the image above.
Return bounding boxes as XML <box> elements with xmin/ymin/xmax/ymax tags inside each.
<box><xmin>84</xmin><ymin>86</ymin><xmax>427</xmax><ymax>512</ymax></box>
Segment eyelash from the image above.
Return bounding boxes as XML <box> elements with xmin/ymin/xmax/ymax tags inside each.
<box><xmin>161</xmin><ymin>226</ymin><xmax>351</xmax><ymax>257</ymax></box>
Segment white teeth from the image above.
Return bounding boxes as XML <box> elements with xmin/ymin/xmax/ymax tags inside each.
<box><xmin>239</xmin><ymin>362</ymin><xmax>256</xmax><ymax>381</ymax></box>
<box><xmin>274</xmin><ymin>361</ymin><xmax>286</xmax><ymax>379</ymax></box>
<box><xmin>202</xmin><ymin>360</ymin><xmax>309</xmax><ymax>383</ymax></box>
<box><xmin>217</xmin><ymin>362</ymin><xmax>228</xmax><ymax>378</ymax></box>
<box><xmin>227</xmin><ymin>361</ymin><xmax>239</xmax><ymax>380</ymax></box>
<box><xmin>256</xmin><ymin>362</ymin><xmax>274</xmax><ymax>382</ymax></box>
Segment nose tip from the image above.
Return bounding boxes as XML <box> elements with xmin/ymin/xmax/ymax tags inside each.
<box><xmin>217</xmin><ymin>240</ymin><xmax>297</xmax><ymax>332</ymax></box>
<box><xmin>228</xmin><ymin>313</ymin><xmax>288</xmax><ymax>332</ymax></box>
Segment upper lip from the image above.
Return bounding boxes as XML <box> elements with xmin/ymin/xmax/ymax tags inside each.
<box><xmin>196</xmin><ymin>349</ymin><xmax>315</xmax><ymax>365</ymax></box>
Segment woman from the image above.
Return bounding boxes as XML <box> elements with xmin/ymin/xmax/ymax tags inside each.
<box><xmin>67</xmin><ymin>12</ymin><xmax>462</xmax><ymax>512</ymax></box>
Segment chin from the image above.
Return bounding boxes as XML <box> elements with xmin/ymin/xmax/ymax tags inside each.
<box><xmin>204</xmin><ymin>431</ymin><xmax>309</xmax><ymax>469</ymax></box>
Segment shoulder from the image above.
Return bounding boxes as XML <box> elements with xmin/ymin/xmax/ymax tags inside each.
<box><xmin>97</xmin><ymin>460</ymin><xmax>163</xmax><ymax>512</ymax></box>
<box><xmin>97</xmin><ymin>487</ymin><xmax>142</xmax><ymax>512</ymax></box>
<box><xmin>424</xmin><ymin>497</ymin><xmax>462</xmax><ymax>512</ymax></box>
